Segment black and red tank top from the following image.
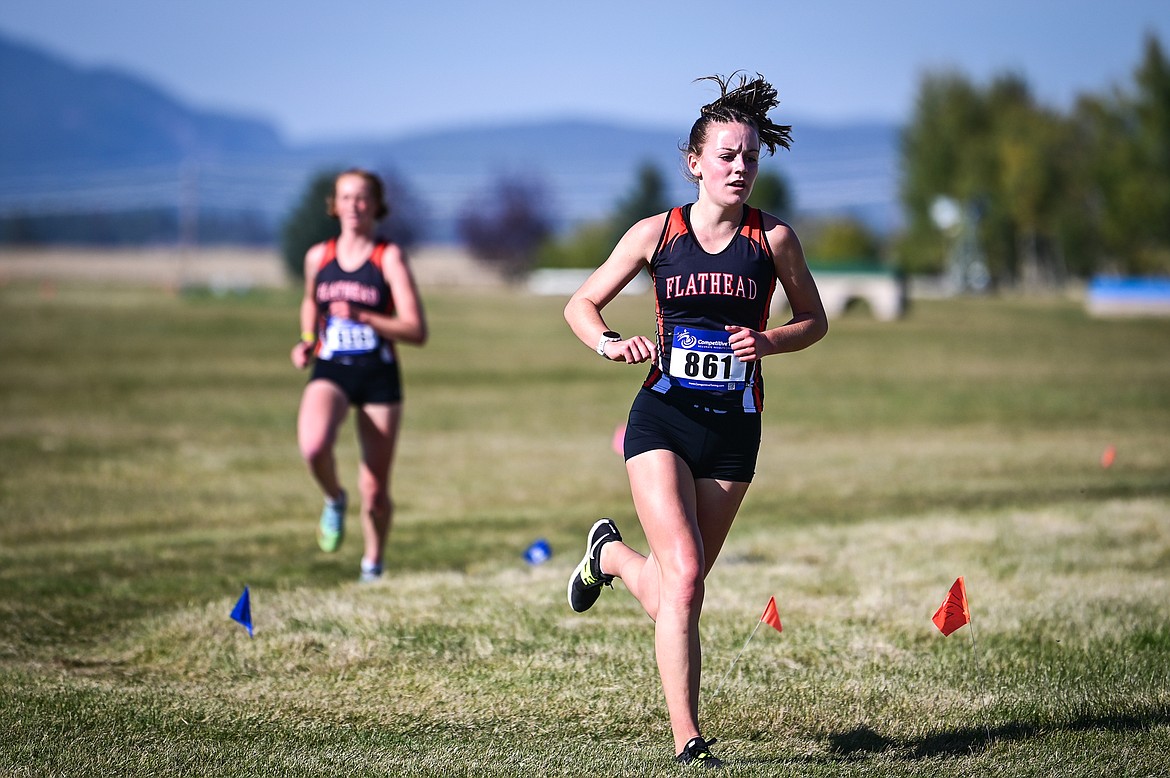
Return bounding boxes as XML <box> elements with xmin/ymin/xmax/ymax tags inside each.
<box><xmin>312</xmin><ymin>239</ymin><xmax>397</xmax><ymax>365</ymax></box>
<box><xmin>642</xmin><ymin>205</ymin><xmax>777</xmax><ymax>412</ymax></box>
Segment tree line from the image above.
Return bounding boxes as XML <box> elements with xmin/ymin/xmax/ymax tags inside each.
<box><xmin>6</xmin><ymin>33</ymin><xmax>1166</xmax><ymax>289</ymax></box>
<box><xmin>446</xmin><ymin>34</ymin><xmax>1169</xmax><ymax>285</ymax></box>
<box><xmin>899</xmin><ymin>34</ymin><xmax>1170</xmax><ymax>286</ymax></box>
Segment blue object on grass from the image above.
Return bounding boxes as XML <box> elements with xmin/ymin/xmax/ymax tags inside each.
<box><xmin>524</xmin><ymin>538</ymin><xmax>552</xmax><ymax>565</ymax></box>
<box><xmin>231</xmin><ymin>586</ymin><xmax>253</xmax><ymax>637</ymax></box>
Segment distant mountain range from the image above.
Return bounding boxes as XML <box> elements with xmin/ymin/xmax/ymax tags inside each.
<box><xmin>0</xmin><ymin>33</ymin><xmax>904</xmax><ymax>241</ymax></box>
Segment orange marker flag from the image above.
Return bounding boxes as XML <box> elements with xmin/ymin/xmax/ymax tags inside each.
<box><xmin>1100</xmin><ymin>444</ymin><xmax>1117</xmax><ymax>469</ymax></box>
<box><xmin>761</xmin><ymin>595</ymin><xmax>783</xmax><ymax>633</ymax></box>
<box><xmin>932</xmin><ymin>576</ymin><xmax>970</xmax><ymax>637</ymax></box>
<box><xmin>714</xmin><ymin>595</ymin><xmax>784</xmax><ymax>696</ymax></box>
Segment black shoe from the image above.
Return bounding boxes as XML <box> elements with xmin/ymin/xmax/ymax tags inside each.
<box><xmin>676</xmin><ymin>736</ymin><xmax>722</xmax><ymax>769</ymax></box>
<box><xmin>566</xmin><ymin>518</ymin><xmax>621</xmax><ymax>613</ymax></box>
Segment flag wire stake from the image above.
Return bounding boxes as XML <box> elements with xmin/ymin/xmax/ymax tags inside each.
<box><xmin>966</xmin><ymin>611</ymin><xmax>993</xmax><ymax>744</ymax></box>
<box><xmin>713</xmin><ymin>620</ymin><xmax>764</xmax><ymax>698</ymax></box>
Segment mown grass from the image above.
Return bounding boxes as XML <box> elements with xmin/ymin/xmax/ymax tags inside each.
<box><xmin>1</xmin><ymin>279</ymin><xmax>1168</xmax><ymax>776</ymax></box>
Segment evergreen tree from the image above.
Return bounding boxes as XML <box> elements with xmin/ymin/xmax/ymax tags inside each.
<box><xmin>280</xmin><ymin>170</ymin><xmax>339</xmax><ymax>280</ymax></box>
<box><xmin>608</xmin><ymin>163</ymin><xmax>669</xmax><ymax>247</ymax></box>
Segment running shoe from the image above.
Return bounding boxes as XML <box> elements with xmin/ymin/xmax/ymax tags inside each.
<box><xmin>359</xmin><ymin>558</ymin><xmax>382</xmax><ymax>583</ymax></box>
<box><xmin>317</xmin><ymin>490</ymin><xmax>346</xmax><ymax>552</ymax></box>
<box><xmin>567</xmin><ymin>518</ymin><xmax>621</xmax><ymax>613</ymax></box>
<box><xmin>675</xmin><ymin>736</ymin><xmax>723</xmax><ymax>769</ymax></box>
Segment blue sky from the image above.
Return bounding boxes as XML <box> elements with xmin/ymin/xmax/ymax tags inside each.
<box><xmin>2</xmin><ymin>0</ymin><xmax>1167</xmax><ymax>143</ymax></box>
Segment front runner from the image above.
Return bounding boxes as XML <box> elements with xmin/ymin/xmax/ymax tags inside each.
<box><xmin>563</xmin><ymin>73</ymin><xmax>827</xmax><ymax>768</ymax></box>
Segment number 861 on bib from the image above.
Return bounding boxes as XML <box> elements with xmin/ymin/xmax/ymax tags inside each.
<box><xmin>668</xmin><ymin>327</ymin><xmax>747</xmax><ymax>391</ymax></box>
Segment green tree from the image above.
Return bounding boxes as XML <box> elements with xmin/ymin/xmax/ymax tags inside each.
<box><xmin>897</xmin><ymin>72</ymin><xmax>991</xmax><ymax>275</ymax></box>
<box><xmin>899</xmin><ymin>35</ymin><xmax>1170</xmax><ymax>282</ymax></box>
<box><xmin>537</xmin><ymin>163</ymin><xmax>669</xmax><ymax>271</ymax></box>
<box><xmin>1074</xmin><ymin>35</ymin><xmax>1170</xmax><ymax>274</ymax></box>
<box><xmin>899</xmin><ymin>71</ymin><xmax>1079</xmax><ymax>284</ymax></box>
<box><xmin>608</xmin><ymin>162</ymin><xmax>669</xmax><ymax>246</ymax></box>
<box><xmin>1132</xmin><ymin>34</ymin><xmax>1170</xmax><ymax>261</ymax></box>
<box><xmin>988</xmin><ymin>76</ymin><xmax>1071</xmax><ymax>285</ymax></box>
<box><xmin>747</xmin><ymin>168</ymin><xmax>793</xmax><ymax>220</ymax></box>
<box><xmin>804</xmin><ymin>217</ymin><xmax>881</xmax><ymax>264</ymax></box>
<box><xmin>280</xmin><ymin>170</ymin><xmax>339</xmax><ymax>280</ymax></box>
<box><xmin>536</xmin><ymin>220</ymin><xmax>613</xmax><ymax>270</ymax></box>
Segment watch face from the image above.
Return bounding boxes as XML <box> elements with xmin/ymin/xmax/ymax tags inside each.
<box><xmin>602</xmin><ymin>331</ymin><xmax>621</xmax><ymax>339</ymax></box>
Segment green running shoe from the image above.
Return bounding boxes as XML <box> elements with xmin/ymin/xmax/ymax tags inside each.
<box><xmin>676</xmin><ymin>736</ymin><xmax>722</xmax><ymax>769</ymax></box>
<box><xmin>567</xmin><ymin>518</ymin><xmax>621</xmax><ymax>613</ymax></box>
<box><xmin>317</xmin><ymin>490</ymin><xmax>346</xmax><ymax>552</ymax></box>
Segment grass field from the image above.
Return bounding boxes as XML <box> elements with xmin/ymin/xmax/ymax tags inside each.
<box><xmin>1</xmin><ymin>279</ymin><xmax>1168</xmax><ymax>776</ymax></box>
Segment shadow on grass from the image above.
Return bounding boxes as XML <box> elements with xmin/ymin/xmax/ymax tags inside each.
<box><xmin>824</xmin><ymin>705</ymin><xmax>1170</xmax><ymax>760</ymax></box>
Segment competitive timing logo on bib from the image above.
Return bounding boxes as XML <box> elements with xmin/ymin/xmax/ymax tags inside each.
<box><xmin>675</xmin><ymin>328</ymin><xmax>729</xmax><ymax>350</ymax></box>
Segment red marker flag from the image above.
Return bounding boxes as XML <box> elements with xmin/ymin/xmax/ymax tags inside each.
<box><xmin>761</xmin><ymin>595</ymin><xmax>783</xmax><ymax>633</ymax></box>
<box><xmin>1100</xmin><ymin>444</ymin><xmax>1116</xmax><ymax>469</ymax></box>
<box><xmin>714</xmin><ymin>595</ymin><xmax>784</xmax><ymax>696</ymax></box>
<box><xmin>932</xmin><ymin>576</ymin><xmax>970</xmax><ymax>637</ymax></box>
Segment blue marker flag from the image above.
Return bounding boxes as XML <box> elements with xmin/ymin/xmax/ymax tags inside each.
<box><xmin>231</xmin><ymin>586</ymin><xmax>253</xmax><ymax>637</ymax></box>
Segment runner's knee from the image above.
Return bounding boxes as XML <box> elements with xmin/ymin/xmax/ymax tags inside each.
<box><xmin>657</xmin><ymin>558</ymin><xmax>704</xmax><ymax>612</ymax></box>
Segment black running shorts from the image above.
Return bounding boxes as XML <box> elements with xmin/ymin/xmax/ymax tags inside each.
<box><xmin>623</xmin><ymin>388</ymin><xmax>761</xmax><ymax>483</ymax></box>
<box><xmin>310</xmin><ymin>358</ymin><xmax>403</xmax><ymax>405</ymax></box>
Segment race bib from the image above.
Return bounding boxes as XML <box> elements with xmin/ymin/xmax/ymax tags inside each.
<box><xmin>322</xmin><ymin>316</ymin><xmax>379</xmax><ymax>356</ymax></box>
<box><xmin>668</xmin><ymin>327</ymin><xmax>746</xmax><ymax>390</ymax></box>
